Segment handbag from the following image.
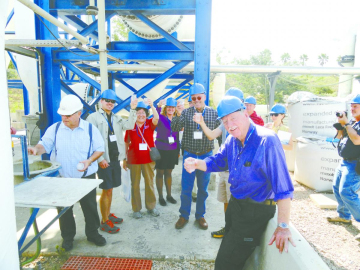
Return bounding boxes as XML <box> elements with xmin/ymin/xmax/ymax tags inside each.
<box><xmin>137</xmin><ymin>124</ymin><xmax>161</xmax><ymax>161</ymax></box>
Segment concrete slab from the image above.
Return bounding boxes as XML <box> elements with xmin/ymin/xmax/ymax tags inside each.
<box><xmin>309</xmin><ymin>194</ymin><xmax>338</xmax><ymax>209</ymax></box>
<box><xmin>15</xmin><ymin>154</ymin><xmax>223</xmax><ymax>261</ymax></box>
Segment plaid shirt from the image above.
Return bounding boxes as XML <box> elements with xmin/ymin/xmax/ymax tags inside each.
<box><xmin>171</xmin><ymin>106</ymin><xmax>220</xmax><ymax>153</ymax></box>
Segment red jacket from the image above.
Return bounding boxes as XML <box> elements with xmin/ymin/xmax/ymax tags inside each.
<box><xmin>250</xmin><ymin>111</ymin><xmax>264</xmax><ymax>126</ymax></box>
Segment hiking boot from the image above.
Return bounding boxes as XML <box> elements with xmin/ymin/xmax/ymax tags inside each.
<box><xmin>87</xmin><ymin>234</ymin><xmax>106</xmax><ymax>246</ymax></box>
<box><xmin>148</xmin><ymin>208</ymin><xmax>160</xmax><ymax>217</ymax></box>
<box><xmin>108</xmin><ymin>213</ymin><xmax>123</xmax><ymax>224</ymax></box>
<box><xmin>166</xmin><ymin>196</ymin><xmax>177</xmax><ymax>204</ymax></box>
<box><xmin>159</xmin><ymin>197</ymin><xmax>167</xmax><ymax>206</ymax></box>
<box><xmin>211</xmin><ymin>227</ymin><xmax>225</xmax><ymax>238</ymax></box>
<box><xmin>100</xmin><ymin>220</ymin><xmax>120</xmax><ymax>234</ymax></box>
<box><xmin>61</xmin><ymin>239</ymin><xmax>73</xmax><ymax>251</ymax></box>
<box><xmin>133</xmin><ymin>212</ymin><xmax>142</xmax><ymax>219</ymax></box>
<box><xmin>326</xmin><ymin>216</ymin><xmax>352</xmax><ymax>224</ymax></box>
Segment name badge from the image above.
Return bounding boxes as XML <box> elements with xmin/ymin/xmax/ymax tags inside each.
<box><xmin>139</xmin><ymin>143</ymin><xmax>147</xmax><ymax>150</ymax></box>
<box><xmin>109</xmin><ymin>134</ymin><xmax>117</xmax><ymax>142</ymax></box>
<box><xmin>168</xmin><ymin>136</ymin><xmax>175</xmax><ymax>144</ymax></box>
<box><xmin>194</xmin><ymin>131</ymin><xmax>203</xmax><ymax>139</ymax></box>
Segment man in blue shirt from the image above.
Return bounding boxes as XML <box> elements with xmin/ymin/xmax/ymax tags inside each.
<box><xmin>184</xmin><ymin>96</ymin><xmax>295</xmax><ymax>270</ymax></box>
<box><xmin>28</xmin><ymin>95</ymin><xmax>106</xmax><ymax>251</ymax></box>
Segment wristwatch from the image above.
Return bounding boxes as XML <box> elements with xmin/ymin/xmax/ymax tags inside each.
<box><xmin>278</xmin><ymin>222</ymin><xmax>289</xmax><ymax>229</ymax></box>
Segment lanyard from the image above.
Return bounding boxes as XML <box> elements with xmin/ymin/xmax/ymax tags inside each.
<box><xmin>196</xmin><ymin>107</ymin><xmax>206</xmax><ymax>130</ymax></box>
<box><xmin>166</xmin><ymin>116</ymin><xmax>173</xmax><ymax>136</ymax></box>
<box><xmin>136</xmin><ymin>123</ymin><xmax>146</xmax><ymax>142</ymax></box>
<box><xmin>102</xmin><ymin>113</ymin><xmax>114</xmax><ymax>134</ymax></box>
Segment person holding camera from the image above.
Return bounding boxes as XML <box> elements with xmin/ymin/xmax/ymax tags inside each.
<box><xmin>327</xmin><ymin>95</ymin><xmax>360</xmax><ymax>241</ymax></box>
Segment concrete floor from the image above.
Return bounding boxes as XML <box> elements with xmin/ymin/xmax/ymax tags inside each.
<box><xmin>13</xmin><ymin>133</ymin><xmax>223</xmax><ymax>260</ymax></box>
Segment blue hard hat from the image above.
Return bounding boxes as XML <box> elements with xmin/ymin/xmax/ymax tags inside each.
<box><xmin>270</xmin><ymin>104</ymin><xmax>286</xmax><ymax>114</ymax></box>
<box><xmin>350</xmin><ymin>94</ymin><xmax>360</xmax><ymax>104</ymax></box>
<box><xmin>166</xmin><ymin>97</ymin><xmax>177</xmax><ymax>107</ymax></box>
<box><xmin>101</xmin><ymin>89</ymin><xmax>121</xmax><ymax>104</ymax></box>
<box><xmin>136</xmin><ymin>101</ymin><xmax>150</xmax><ymax>110</ymax></box>
<box><xmin>244</xmin><ymin>96</ymin><xmax>256</xmax><ymax>105</ymax></box>
<box><xmin>189</xmin><ymin>83</ymin><xmax>206</xmax><ymax>95</ymax></box>
<box><xmin>217</xmin><ymin>96</ymin><xmax>246</xmax><ymax>119</ymax></box>
<box><xmin>225</xmin><ymin>87</ymin><xmax>244</xmax><ymax>102</ymax></box>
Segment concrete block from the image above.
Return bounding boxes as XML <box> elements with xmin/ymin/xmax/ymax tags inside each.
<box><xmin>310</xmin><ymin>194</ymin><xmax>338</xmax><ymax>209</ymax></box>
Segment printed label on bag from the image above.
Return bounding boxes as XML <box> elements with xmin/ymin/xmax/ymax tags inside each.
<box><xmin>139</xmin><ymin>143</ymin><xmax>147</xmax><ymax>150</ymax></box>
<box><xmin>168</xmin><ymin>136</ymin><xmax>175</xmax><ymax>144</ymax></box>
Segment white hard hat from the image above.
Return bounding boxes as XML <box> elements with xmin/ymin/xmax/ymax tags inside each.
<box><xmin>57</xmin><ymin>95</ymin><xmax>83</xmax><ymax>115</ymax></box>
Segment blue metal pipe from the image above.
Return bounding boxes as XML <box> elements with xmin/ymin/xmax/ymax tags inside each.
<box><xmin>23</xmin><ymin>85</ymin><xmax>30</xmax><ymax>115</ymax></box>
<box><xmin>113</xmin><ymin>60</ymin><xmax>190</xmax><ymax>113</ymax></box>
<box><xmin>6</xmin><ymin>9</ymin><xmax>14</xmax><ymax>28</ymax></box>
<box><xmin>17</xmin><ymin>208</ymin><xmax>40</xmax><ymax>251</ymax></box>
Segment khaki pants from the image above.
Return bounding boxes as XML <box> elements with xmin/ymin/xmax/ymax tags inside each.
<box><xmin>129</xmin><ymin>162</ymin><xmax>156</xmax><ymax>212</ymax></box>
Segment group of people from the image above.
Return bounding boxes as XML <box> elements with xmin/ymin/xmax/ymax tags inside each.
<box><xmin>27</xmin><ymin>83</ymin><xmax>322</xmax><ymax>269</ymax></box>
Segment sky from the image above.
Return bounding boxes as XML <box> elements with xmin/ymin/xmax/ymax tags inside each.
<box><xmin>211</xmin><ymin>0</ymin><xmax>360</xmax><ymax>66</ymax></box>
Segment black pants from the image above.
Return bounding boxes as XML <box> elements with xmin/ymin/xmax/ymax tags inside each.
<box><xmin>57</xmin><ymin>173</ymin><xmax>100</xmax><ymax>241</ymax></box>
<box><xmin>215</xmin><ymin>196</ymin><xmax>276</xmax><ymax>270</ymax></box>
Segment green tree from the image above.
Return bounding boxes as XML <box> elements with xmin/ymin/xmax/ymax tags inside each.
<box><xmin>280</xmin><ymin>53</ymin><xmax>291</xmax><ymax>64</ymax></box>
<box><xmin>318</xmin><ymin>53</ymin><xmax>329</xmax><ymax>66</ymax></box>
<box><xmin>112</xmin><ymin>16</ymin><xmax>129</xmax><ymax>41</ymax></box>
<box><xmin>299</xmin><ymin>54</ymin><xmax>308</xmax><ymax>66</ymax></box>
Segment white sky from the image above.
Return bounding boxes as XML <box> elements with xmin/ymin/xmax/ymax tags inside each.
<box><xmin>211</xmin><ymin>0</ymin><xmax>360</xmax><ymax>66</ymax></box>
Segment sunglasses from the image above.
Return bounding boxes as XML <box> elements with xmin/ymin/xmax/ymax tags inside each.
<box><xmin>191</xmin><ymin>96</ymin><xmax>202</xmax><ymax>101</ymax></box>
<box><xmin>104</xmin><ymin>99</ymin><xmax>116</xmax><ymax>104</ymax></box>
<box><xmin>270</xmin><ymin>113</ymin><xmax>280</xmax><ymax>117</ymax></box>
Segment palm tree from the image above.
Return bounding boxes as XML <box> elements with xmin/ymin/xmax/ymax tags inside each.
<box><xmin>299</xmin><ymin>54</ymin><xmax>308</xmax><ymax>66</ymax></box>
<box><xmin>281</xmin><ymin>53</ymin><xmax>291</xmax><ymax>64</ymax></box>
<box><xmin>318</xmin><ymin>53</ymin><xmax>329</xmax><ymax>66</ymax></box>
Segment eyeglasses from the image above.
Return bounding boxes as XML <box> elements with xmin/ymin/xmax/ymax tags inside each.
<box><xmin>62</xmin><ymin>111</ymin><xmax>78</xmax><ymax>118</ymax></box>
<box><xmin>270</xmin><ymin>113</ymin><xmax>279</xmax><ymax>117</ymax></box>
<box><xmin>191</xmin><ymin>96</ymin><xmax>202</xmax><ymax>101</ymax></box>
<box><xmin>104</xmin><ymin>99</ymin><xmax>116</xmax><ymax>104</ymax></box>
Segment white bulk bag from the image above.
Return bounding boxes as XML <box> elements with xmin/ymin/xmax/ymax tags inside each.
<box><xmin>294</xmin><ymin>136</ymin><xmax>341</xmax><ymax>192</ymax></box>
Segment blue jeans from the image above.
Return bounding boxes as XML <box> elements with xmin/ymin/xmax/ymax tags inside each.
<box><xmin>179</xmin><ymin>150</ymin><xmax>213</xmax><ymax>220</ymax></box>
<box><xmin>333</xmin><ymin>160</ymin><xmax>360</xmax><ymax>222</ymax></box>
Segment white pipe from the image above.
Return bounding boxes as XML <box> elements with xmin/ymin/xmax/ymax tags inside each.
<box><xmin>0</xmin><ymin>0</ymin><xmax>20</xmax><ymax>268</ymax></box>
<box><xmin>104</xmin><ymin>63</ymin><xmax>360</xmax><ymax>75</ymax></box>
<box><xmin>97</xmin><ymin>0</ymin><xmax>108</xmax><ymax>91</ymax></box>
<box><xmin>16</xmin><ymin>0</ymin><xmax>88</xmax><ymax>44</ymax></box>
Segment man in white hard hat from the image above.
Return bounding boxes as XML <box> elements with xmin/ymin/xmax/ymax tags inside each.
<box><xmin>28</xmin><ymin>95</ymin><xmax>106</xmax><ymax>251</ymax></box>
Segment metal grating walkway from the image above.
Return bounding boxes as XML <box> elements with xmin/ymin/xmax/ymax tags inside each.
<box><xmin>61</xmin><ymin>256</ymin><xmax>152</xmax><ymax>270</ymax></box>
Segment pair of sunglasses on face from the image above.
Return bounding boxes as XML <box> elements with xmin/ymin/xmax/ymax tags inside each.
<box><xmin>191</xmin><ymin>96</ymin><xmax>202</xmax><ymax>101</ymax></box>
<box><xmin>270</xmin><ymin>113</ymin><xmax>283</xmax><ymax>117</ymax></box>
<box><xmin>104</xmin><ymin>98</ymin><xmax>116</xmax><ymax>104</ymax></box>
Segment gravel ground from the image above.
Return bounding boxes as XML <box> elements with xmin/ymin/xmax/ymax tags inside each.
<box><xmin>23</xmin><ymin>173</ymin><xmax>360</xmax><ymax>270</ymax></box>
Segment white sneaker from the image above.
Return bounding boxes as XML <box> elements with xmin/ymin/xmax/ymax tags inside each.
<box><xmin>148</xmin><ymin>208</ymin><xmax>160</xmax><ymax>217</ymax></box>
<box><xmin>133</xmin><ymin>212</ymin><xmax>142</xmax><ymax>219</ymax></box>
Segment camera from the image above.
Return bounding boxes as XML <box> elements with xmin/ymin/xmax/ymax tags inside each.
<box><xmin>335</xmin><ymin>111</ymin><xmax>347</xmax><ymax>118</ymax></box>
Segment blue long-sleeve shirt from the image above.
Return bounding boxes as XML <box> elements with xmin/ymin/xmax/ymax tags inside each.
<box><xmin>204</xmin><ymin>124</ymin><xmax>294</xmax><ymax>202</ymax></box>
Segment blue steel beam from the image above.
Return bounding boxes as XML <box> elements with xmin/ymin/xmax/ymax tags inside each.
<box><xmin>131</xmin><ymin>11</ymin><xmax>191</xmax><ymax>51</ymax></box>
<box><xmin>6</xmin><ymin>8</ymin><xmax>14</xmax><ymax>28</ymax></box>
<box><xmin>194</xmin><ymin>0</ymin><xmax>212</xmax><ymax>105</ymax></box>
<box><xmin>114</xmin><ymin>73</ymin><xmax>193</xmax><ymax>80</ymax></box>
<box><xmin>110</xmin><ymin>41</ymin><xmax>194</xmax><ymax>51</ymax></box>
<box><xmin>60</xmin><ymin>61</ymin><xmax>102</xmax><ymax>91</ymax></box>
<box><xmin>176</xmin><ymin>91</ymin><xmax>190</xmax><ymax>100</ymax></box>
<box><xmin>113</xmin><ymin>60</ymin><xmax>191</xmax><ymax>113</ymax></box>
<box><xmin>54</xmin><ymin>50</ymin><xmax>194</xmax><ymax>61</ymax></box>
<box><xmin>50</xmin><ymin>0</ymin><xmax>196</xmax><ymax>15</ymax></box>
<box><xmin>60</xmin><ymin>15</ymin><xmax>99</xmax><ymax>41</ymax></box>
<box><xmin>154</xmin><ymin>78</ymin><xmax>192</xmax><ymax>104</ymax></box>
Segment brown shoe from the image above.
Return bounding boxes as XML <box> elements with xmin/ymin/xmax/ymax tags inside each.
<box><xmin>175</xmin><ymin>217</ymin><xmax>188</xmax><ymax>229</ymax></box>
<box><xmin>196</xmin><ymin>217</ymin><xmax>208</xmax><ymax>230</ymax></box>
<box><xmin>326</xmin><ymin>216</ymin><xmax>352</xmax><ymax>224</ymax></box>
